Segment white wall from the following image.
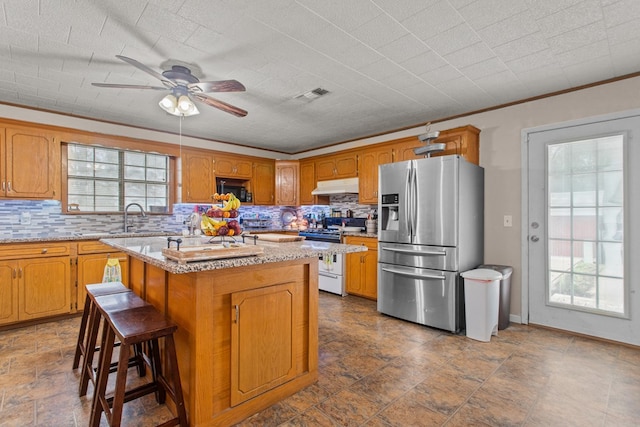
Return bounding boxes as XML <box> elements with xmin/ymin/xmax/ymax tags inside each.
<box><xmin>3</xmin><ymin>76</ymin><xmax>640</xmax><ymax>318</ymax></box>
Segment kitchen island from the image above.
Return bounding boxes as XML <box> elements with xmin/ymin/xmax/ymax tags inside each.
<box><xmin>100</xmin><ymin>235</ymin><xmax>366</xmax><ymax>427</ymax></box>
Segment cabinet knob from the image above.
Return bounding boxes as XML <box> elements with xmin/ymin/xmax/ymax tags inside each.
<box><xmin>41</xmin><ymin>248</ymin><xmax>48</xmax><ymax>254</ymax></box>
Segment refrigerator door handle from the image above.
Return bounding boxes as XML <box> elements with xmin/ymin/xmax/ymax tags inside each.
<box><xmin>382</xmin><ymin>247</ymin><xmax>447</xmax><ymax>256</ymax></box>
<box><xmin>410</xmin><ymin>166</ymin><xmax>417</xmax><ymax>240</ymax></box>
<box><xmin>381</xmin><ymin>267</ymin><xmax>446</xmax><ymax>281</ymax></box>
<box><xmin>405</xmin><ymin>167</ymin><xmax>412</xmax><ymax>237</ymax></box>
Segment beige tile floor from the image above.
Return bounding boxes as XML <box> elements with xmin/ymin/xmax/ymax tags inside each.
<box><xmin>1</xmin><ymin>292</ymin><xmax>639</xmax><ymax>426</ymax></box>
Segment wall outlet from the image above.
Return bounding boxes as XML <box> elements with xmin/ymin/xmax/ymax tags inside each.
<box><xmin>503</xmin><ymin>215</ymin><xmax>513</xmax><ymax>227</ymax></box>
<box><xmin>176</xmin><ymin>214</ymin><xmax>184</xmax><ymax>224</ymax></box>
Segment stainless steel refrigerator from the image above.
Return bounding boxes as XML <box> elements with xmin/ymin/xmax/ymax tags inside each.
<box><xmin>377</xmin><ymin>155</ymin><xmax>484</xmax><ymax>333</ymax></box>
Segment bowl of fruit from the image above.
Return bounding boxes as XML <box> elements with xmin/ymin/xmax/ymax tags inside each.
<box><xmin>201</xmin><ymin>193</ymin><xmax>243</xmax><ymax>238</ymax></box>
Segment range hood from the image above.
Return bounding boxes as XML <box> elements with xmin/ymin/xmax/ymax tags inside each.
<box><xmin>311</xmin><ymin>177</ymin><xmax>359</xmax><ymax>195</ymax></box>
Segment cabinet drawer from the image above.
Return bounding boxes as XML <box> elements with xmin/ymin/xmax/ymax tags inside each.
<box><xmin>77</xmin><ymin>240</ymin><xmax>114</xmax><ymax>254</ymax></box>
<box><xmin>0</xmin><ymin>242</ymin><xmax>71</xmax><ymax>260</ymax></box>
<box><xmin>343</xmin><ymin>236</ymin><xmax>377</xmax><ymax>249</ymax></box>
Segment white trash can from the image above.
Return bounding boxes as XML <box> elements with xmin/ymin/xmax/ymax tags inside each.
<box><xmin>461</xmin><ymin>268</ymin><xmax>503</xmax><ymax>342</ymax></box>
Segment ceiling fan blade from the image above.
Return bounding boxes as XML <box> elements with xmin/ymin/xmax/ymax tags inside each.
<box><xmin>188</xmin><ymin>80</ymin><xmax>246</xmax><ymax>93</ymax></box>
<box><xmin>91</xmin><ymin>83</ymin><xmax>167</xmax><ymax>90</ymax></box>
<box><xmin>193</xmin><ymin>93</ymin><xmax>248</xmax><ymax>117</ymax></box>
<box><xmin>115</xmin><ymin>55</ymin><xmax>176</xmax><ymax>87</ymax></box>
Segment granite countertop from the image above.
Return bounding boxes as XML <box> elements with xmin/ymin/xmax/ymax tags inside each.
<box><xmin>341</xmin><ymin>231</ymin><xmax>378</xmax><ymax>239</ymax></box>
<box><xmin>0</xmin><ymin>231</ymin><xmax>175</xmax><ymax>244</ymax></box>
<box><xmin>101</xmin><ymin>235</ymin><xmax>367</xmax><ymax>274</ymax></box>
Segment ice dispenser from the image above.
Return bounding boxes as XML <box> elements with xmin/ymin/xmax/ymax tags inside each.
<box><xmin>380</xmin><ymin>193</ymin><xmax>399</xmax><ymax>231</ymax></box>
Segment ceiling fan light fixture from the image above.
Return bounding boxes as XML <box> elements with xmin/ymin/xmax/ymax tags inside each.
<box><xmin>177</xmin><ymin>95</ymin><xmax>199</xmax><ymax>116</ymax></box>
<box><xmin>159</xmin><ymin>94</ymin><xmax>178</xmax><ymax>114</ymax></box>
<box><xmin>159</xmin><ymin>93</ymin><xmax>199</xmax><ymax>116</ymax></box>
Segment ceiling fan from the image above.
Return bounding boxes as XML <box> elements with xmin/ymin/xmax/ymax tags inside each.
<box><xmin>92</xmin><ymin>55</ymin><xmax>247</xmax><ymax>117</ymax></box>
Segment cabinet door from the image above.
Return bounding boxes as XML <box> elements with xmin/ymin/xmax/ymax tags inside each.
<box><xmin>4</xmin><ymin>127</ymin><xmax>59</xmax><ymax>199</ymax></box>
<box><xmin>0</xmin><ymin>261</ymin><xmax>19</xmax><ymax>325</ymax></box>
<box><xmin>316</xmin><ymin>153</ymin><xmax>359</xmax><ymax>181</ymax></box>
<box><xmin>345</xmin><ymin>251</ymin><xmax>364</xmax><ymax>295</ymax></box>
<box><xmin>315</xmin><ymin>157</ymin><xmax>337</xmax><ymax>181</ymax></box>
<box><xmin>275</xmin><ymin>161</ymin><xmax>299</xmax><ymax>206</ymax></box>
<box><xmin>77</xmin><ymin>252</ymin><xmax>129</xmax><ymax>312</ymax></box>
<box><xmin>430</xmin><ymin>125</ymin><xmax>480</xmax><ymax>165</ymax></box>
<box><xmin>214</xmin><ymin>154</ymin><xmax>253</xmax><ymax>179</ymax></box>
<box><xmin>362</xmin><ymin>247</ymin><xmax>378</xmax><ymax>300</ymax></box>
<box><xmin>344</xmin><ymin>237</ymin><xmax>378</xmax><ymax>300</ymax></box>
<box><xmin>183</xmin><ymin>151</ymin><xmax>214</xmax><ymax>203</ymax></box>
<box><xmin>299</xmin><ymin>160</ymin><xmax>328</xmax><ymax>205</ymax></box>
<box><xmin>252</xmin><ymin>160</ymin><xmax>274</xmax><ymax>205</ymax></box>
<box><xmin>19</xmin><ymin>257</ymin><xmax>71</xmax><ymax>320</ymax></box>
<box><xmin>359</xmin><ymin>147</ymin><xmax>393</xmax><ymax>204</ymax></box>
<box><xmin>230</xmin><ymin>283</ymin><xmax>297</xmax><ymax>406</ymax></box>
<box><xmin>334</xmin><ymin>153</ymin><xmax>358</xmax><ymax>178</ymax></box>
<box><xmin>395</xmin><ymin>139</ymin><xmax>422</xmax><ymax>162</ymax></box>
<box><xmin>394</xmin><ymin>126</ymin><xmax>480</xmax><ymax>165</ymax></box>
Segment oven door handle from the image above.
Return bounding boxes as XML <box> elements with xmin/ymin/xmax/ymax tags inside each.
<box><xmin>319</xmin><ymin>271</ymin><xmax>340</xmax><ymax>279</ymax></box>
<box><xmin>381</xmin><ymin>267</ymin><xmax>446</xmax><ymax>281</ymax></box>
<box><xmin>382</xmin><ymin>247</ymin><xmax>447</xmax><ymax>256</ymax></box>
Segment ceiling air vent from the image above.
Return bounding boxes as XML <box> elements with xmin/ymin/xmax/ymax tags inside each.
<box><xmin>295</xmin><ymin>87</ymin><xmax>330</xmax><ymax>101</ymax></box>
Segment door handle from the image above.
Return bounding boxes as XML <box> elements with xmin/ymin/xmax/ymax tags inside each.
<box><xmin>382</xmin><ymin>247</ymin><xmax>446</xmax><ymax>256</ymax></box>
<box><xmin>381</xmin><ymin>267</ymin><xmax>445</xmax><ymax>280</ymax></box>
<box><xmin>530</xmin><ymin>235</ymin><xmax>539</xmax><ymax>242</ymax></box>
<box><xmin>319</xmin><ymin>271</ymin><xmax>339</xmax><ymax>279</ymax></box>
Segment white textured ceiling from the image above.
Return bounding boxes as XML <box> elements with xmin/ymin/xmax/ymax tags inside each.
<box><xmin>0</xmin><ymin>0</ymin><xmax>639</xmax><ymax>153</ymax></box>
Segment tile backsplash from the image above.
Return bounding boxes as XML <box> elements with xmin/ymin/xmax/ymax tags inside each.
<box><xmin>0</xmin><ymin>195</ymin><xmax>376</xmax><ymax>238</ymax></box>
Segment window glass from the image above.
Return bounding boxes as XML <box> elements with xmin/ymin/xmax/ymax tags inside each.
<box><xmin>66</xmin><ymin>143</ymin><xmax>169</xmax><ymax>212</ymax></box>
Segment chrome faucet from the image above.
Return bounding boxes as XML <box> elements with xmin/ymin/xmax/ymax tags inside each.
<box><xmin>186</xmin><ymin>212</ymin><xmax>200</xmax><ymax>235</ymax></box>
<box><xmin>124</xmin><ymin>203</ymin><xmax>146</xmax><ymax>232</ymax></box>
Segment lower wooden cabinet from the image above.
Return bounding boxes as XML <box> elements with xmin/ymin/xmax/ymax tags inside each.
<box><xmin>344</xmin><ymin>236</ymin><xmax>378</xmax><ymax>300</ymax></box>
<box><xmin>19</xmin><ymin>257</ymin><xmax>72</xmax><ymax>320</ymax></box>
<box><xmin>230</xmin><ymin>282</ymin><xmax>298</xmax><ymax>406</ymax></box>
<box><xmin>0</xmin><ymin>261</ymin><xmax>19</xmax><ymax>324</ymax></box>
<box><xmin>0</xmin><ymin>240</ymin><xmax>132</xmax><ymax>327</ymax></box>
<box><xmin>1</xmin><ymin>256</ymin><xmax>72</xmax><ymax>324</ymax></box>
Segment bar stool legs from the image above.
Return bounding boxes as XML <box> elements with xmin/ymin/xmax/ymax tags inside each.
<box><xmin>90</xmin><ymin>305</ymin><xmax>188</xmax><ymax>427</ymax></box>
<box><xmin>72</xmin><ymin>282</ymin><xmax>130</xmax><ymax>370</ymax></box>
<box><xmin>78</xmin><ymin>291</ymin><xmax>148</xmax><ymax>397</ymax></box>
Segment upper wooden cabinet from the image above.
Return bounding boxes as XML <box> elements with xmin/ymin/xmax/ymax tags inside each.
<box><xmin>299</xmin><ymin>159</ymin><xmax>329</xmax><ymax>206</ymax></box>
<box><xmin>251</xmin><ymin>159</ymin><xmax>275</xmax><ymax>205</ymax></box>
<box><xmin>275</xmin><ymin>160</ymin><xmax>299</xmax><ymax>206</ymax></box>
<box><xmin>315</xmin><ymin>152</ymin><xmax>359</xmax><ymax>181</ymax></box>
<box><xmin>1</xmin><ymin>127</ymin><xmax>60</xmax><ymax>199</ymax></box>
<box><xmin>358</xmin><ymin>146</ymin><xmax>393</xmax><ymax>205</ymax></box>
<box><xmin>182</xmin><ymin>149</ymin><xmax>215</xmax><ymax>203</ymax></box>
<box><xmin>394</xmin><ymin>125</ymin><xmax>480</xmax><ymax>165</ymax></box>
<box><xmin>213</xmin><ymin>154</ymin><xmax>253</xmax><ymax>179</ymax></box>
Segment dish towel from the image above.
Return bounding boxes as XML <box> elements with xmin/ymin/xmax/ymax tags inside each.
<box><xmin>102</xmin><ymin>258</ymin><xmax>122</xmax><ymax>283</ymax></box>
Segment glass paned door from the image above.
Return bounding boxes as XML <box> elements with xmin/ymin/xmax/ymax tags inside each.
<box><xmin>526</xmin><ymin>113</ymin><xmax>640</xmax><ymax>345</ymax></box>
<box><xmin>547</xmin><ymin>136</ymin><xmax>625</xmax><ymax>315</ymax></box>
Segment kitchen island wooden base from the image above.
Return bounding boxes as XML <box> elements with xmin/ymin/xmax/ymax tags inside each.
<box><xmin>129</xmin><ymin>256</ymin><xmax>318</xmax><ymax>427</ymax></box>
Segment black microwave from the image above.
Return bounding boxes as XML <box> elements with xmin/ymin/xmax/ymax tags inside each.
<box><xmin>222</xmin><ymin>185</ymin><xmax>247</xmax><ymax>202</ymax></box>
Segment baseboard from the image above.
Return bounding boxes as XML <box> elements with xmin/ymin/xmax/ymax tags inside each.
<box><xmin>509</xmin><ymin>314</ymin><xmax>522</xmax><ymax>324</ymax></box>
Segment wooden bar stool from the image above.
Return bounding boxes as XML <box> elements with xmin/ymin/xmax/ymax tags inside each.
<box><xmin>78</xmin><ymin>291</ymin><xmax>149</xmax><ymax>397</ymax></box>
<box><xmin>90</xmin><ymin>304</ymin><xmax>188</xmax><ymax>427</ymax></box>
<box><xmin>73</xmin><ymin>282</ymin><xmax>131</xmax><ymax>371</ymax></box>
